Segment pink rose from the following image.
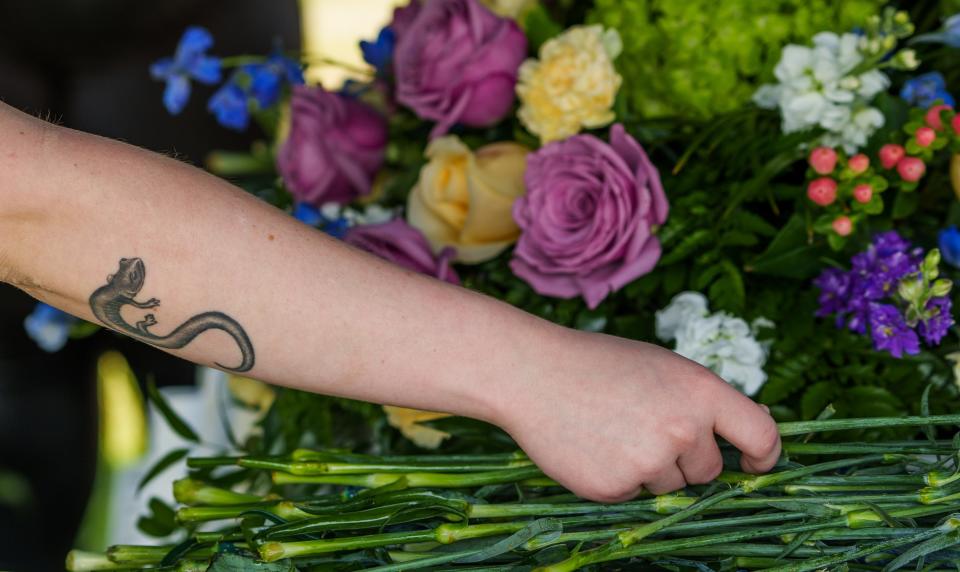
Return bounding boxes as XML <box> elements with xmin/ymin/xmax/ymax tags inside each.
<box><xmin>394</xmin><ymin>0</ymin><xmax>527</xmax><ymax>138</ymax></box>
<box><xmin>390</xmin><ymin>0</ymin><xmax>422</xmax><ymax>43</ymax></box>
<box><xmin>277</xmin><ymin>85</ymin><xmax>387</xmax><ymax>205</ymax></box>
<box><xmin>510</xmin><ymin>124</ymin><xmax>669</xmax><ymax>309</ymax></box>
<box><xmin>344</xmin><ymin>220</ymin><xmax>460</xmax><ymax>285</ymax></box>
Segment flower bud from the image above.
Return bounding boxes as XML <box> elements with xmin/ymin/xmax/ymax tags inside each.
<box><xmin>832</xmin><ymin>215</ymin><xmax>853</xmax><ymax>237</ymax></box>
<box><xmin>807</xmin><ymin>177</ymin><xmax>838</xmax><ymax>206</ymax></box>
<box><xmin>898</xmin><ymin>277</ymin><xmax>923</xmax><ymax>302</ymax></box>
<box><xmin>931</xmin><ymin>278</ymin><xmax>953</xmax><ymax>298</ymax></box>
<box><xmin>925</xmin><ymin>104</ymin><xmax>953</xmax><ymax>131</ymax></box>
<box><xmin>915</xmin><ymin>126</ymin><xmax>936</xmax><ymax>148</ymax></box>
<box><xmin>923</xmin><ymin>248</ymin><xmax>942</xmax><ymax>278</ymax></box>
<box><xmin>848</xmin><ymin>153</ymin><xmax>870</xmax><ymax>174</ymax></box>
<box><xmin>853</xmin><ymin>183</ymin><xmax>873</xmax><ymax>203</ymax></box>
<box><xmin>897</xmin><ymin>156</ymin><xmax>926</xmax><ymax>182</ymax></box>
<box><xmin>879</xmin><ymin>144</ymin><xmax>905</xmax><ymax>169</ymax></box>
<box><xmin>809</xmin><ymin>147</ymin><xmax>838</xmax><ymax>175</ymax></box>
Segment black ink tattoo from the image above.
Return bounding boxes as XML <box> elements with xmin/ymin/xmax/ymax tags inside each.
<box><xmin>89</xmin><ymin>258</ymin><xmax>255</xmax><ymax>372</ymax></box>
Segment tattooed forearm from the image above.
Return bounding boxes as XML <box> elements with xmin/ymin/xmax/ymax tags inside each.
<box><xmin>89</xmin><ymin>257</ymin><xmax>255</xmax><ymax>372</ymax></box>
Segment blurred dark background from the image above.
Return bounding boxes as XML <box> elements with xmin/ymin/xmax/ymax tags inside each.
<box><xmin>0</xmin><ymin>2</ymin><xmax>299</xmax><ymax>570</ymax></box>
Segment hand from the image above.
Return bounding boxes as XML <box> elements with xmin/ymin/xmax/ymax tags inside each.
<box><xmin>498</xmin><ymin>328</ymin><xmax>781</xmax><ymax>503</ymax></box>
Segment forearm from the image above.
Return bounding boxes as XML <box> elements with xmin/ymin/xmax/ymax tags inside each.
<box><xmin>0</xmin><ymin>103</ymin><xmax>553</xmax><ymax>423</ymax></box>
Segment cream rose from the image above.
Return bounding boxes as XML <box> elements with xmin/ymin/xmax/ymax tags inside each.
<box><xmin>516</xmin><ymin>25</ymin><xmax>623</xmax><ymax>143</ymax></box>
<box><xmin>407</xmin><ymin>136</ymin><xmax>529</xmax><ymax>264</ymax></box>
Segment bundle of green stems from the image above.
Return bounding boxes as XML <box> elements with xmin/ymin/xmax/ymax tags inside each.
<box><xmin>68</xmin><ymin>414</ymin><xmax>960</xmax><ymax>571</ymax></box>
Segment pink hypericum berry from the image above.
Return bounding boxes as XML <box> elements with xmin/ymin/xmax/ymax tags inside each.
<box><xmin>925</xmin><ymin>104</ymin><xmax>953</xmax><ymax>131</ymax></box>
<box><xmin>897</xmin><ymin>156</ymin><xmax>926</xmax><ymax>182</ymax></box>
<box><xmin>915</xmin><ymin>126</ymin><xmax>936</xmax><ymax>148</ymax></box>
<box><xmin>853</xmin><ymin>183</ymin><xmax>873</xmax><ymax>203</ymax></box>
<box><xmin>848</xmin><ymin>153</ymin><xmax>870</xmax><ymax>174</ymax></box>
<box><xmin>953</xmin><ymin>114</ymin><xmax>960</xmax><ymax>135</ymax></box>
<box><xmin>879</xmin><ymin>144</ymin><xmax>906</xmax><ymax>169</ymax></box>
<box><xmin>832</xmin><ymin>216</ymin><xmax>853</xmax><ymax>237</ymax></box>
<box><xmin>809</xmin><ymin>146</ymin><xmax>838</xmax><ymax>175</ymax></box>
<box><xmin>807</xmin><ymin>177</ymin><xmax>838</xmax><ymax>206</ymax></box>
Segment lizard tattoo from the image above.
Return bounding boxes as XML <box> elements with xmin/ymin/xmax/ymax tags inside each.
<box><xmin>89</xmin><ymin>257</ymin><xmax>255</xmax><ymax>372</ymax></box>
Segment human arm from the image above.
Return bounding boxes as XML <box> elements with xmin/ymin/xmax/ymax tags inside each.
<box><xmin>0</xmin><ymin>101</ymin><xmax>780</xmax><ymax>500</ymax></box>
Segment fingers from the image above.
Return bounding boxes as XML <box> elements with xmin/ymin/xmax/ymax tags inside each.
<box><xmin>677</xmin><ymin>436</ymin><xmax>724</xmax><ymax>485</ymax></box>
<box><xmin>642</xmin><ymin>464</ymin><xmax>687</xmax><ymax>496</ymax></box>
<box><xmin>712</xmin><ymin>389</ymin><xmax>781</xmax><ymax>474</ymax></box>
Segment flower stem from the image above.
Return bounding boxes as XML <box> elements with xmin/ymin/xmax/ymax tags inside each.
<box><xmin>777</xmin><ymin>414</ymin><xmax>960</xmax><ymax>436</ymax></box>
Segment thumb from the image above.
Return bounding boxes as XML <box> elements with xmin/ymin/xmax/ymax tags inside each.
<box><xmin>713</xmin><ymin>389</ymin><xmax>781</xmax><ymax>474</ymax></box>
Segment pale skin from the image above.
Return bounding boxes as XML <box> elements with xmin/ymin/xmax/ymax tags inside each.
<box><xmin>0</xmin><ymin>101</ymin><xmax>781</xmax><ymax>502</ymax></box>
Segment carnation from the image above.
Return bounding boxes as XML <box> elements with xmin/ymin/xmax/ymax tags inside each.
<box><xmin>516</xmin><ymin>25</ymin><xmax>623</xmax><ymax>143</ymax></box>
<box><xmin>656</xmin><ymin>292</ymin><xmax>773</xmax><ymax>396</ymax></box>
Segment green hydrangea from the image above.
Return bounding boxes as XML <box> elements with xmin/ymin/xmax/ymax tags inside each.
<box><xmin>588</xmin><ymin>0</ymin><xmax>884</xmax><ymax>119</ymax></box>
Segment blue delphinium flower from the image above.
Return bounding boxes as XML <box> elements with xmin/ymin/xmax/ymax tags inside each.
<box><xmin>244</xmin><ymin>53</ymin><xmax>304</xmax><ymax>109</ymax></box>
<box><xmin>24</xmin><ymin>303</ymin><xmax>76</xmax><ymax>352</ymax></box>
<box><xmin>900</xmin><ymin>72</ymin><xmax>956</xmax><ymax>108</ymax></box>
<box><xmin>940</xmin><ymin>226</ymin><xmax>960</xmax><ymax>268</ymax></box>
<box><xmin>917</xmin><ymin>296</ymin><xmax>953</xmax><ymax>345</ymax></box>
<box><xmin>293</xmin><ymin>203</ymin><xmax>324</xmax><ymax>227</ymax></box>
<box><xmin>150</xmin><ymin>27</ymin><xmax>222</xmax><ymax>115</ymax></box>
<box><xmin>360</xmin><ymin>27</ymin><xmax>396</xmax><ymax>73</ymax></box>
<box><xmin>912</xmin><ymin>13</ymin><xmax>960</xmax><ymax>48</ymax></box>
<box><xmin>207</xmin><ymin>80</ymin><xmax>250</xmax><ymax>131</ymax></box>
<box><xmin>292</xmin><ymin>203</ymin><xmax>350</xmax><ymax>238</ymax></box>
<box><xmin>814</xmin><ymin>231</ymin><xmax>953</xmax><ymax>357</ymax></box>
<box><xmin>869</xmin><ymin>303</ymin><xmax>920</xmax><ymax>358</ymax></box>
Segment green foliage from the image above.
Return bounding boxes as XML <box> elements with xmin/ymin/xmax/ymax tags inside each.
<box><xmin>588</xmin><ymin>0</ymin><xmax>884</xmax><ymax>119</ymax></box>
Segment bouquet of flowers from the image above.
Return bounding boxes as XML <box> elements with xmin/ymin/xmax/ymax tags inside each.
<box><xmin>28</xmin><ymin>2</ymin><xmax>960</xmax><ymax>567</ymax></box>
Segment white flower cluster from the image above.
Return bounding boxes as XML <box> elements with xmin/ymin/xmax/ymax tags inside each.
<box><xmin>655</xmin><ymin>292</ymin><xmax>773</xmax><ymax>396</ymax></box>
<box><xmin>320</xmin><ymin>203</ymin><xmax>395</xmax><ymax>227</ymax></box>
<box><xmin>753</xmin><ymin>32</ymin><xmax>890</xmax><ymax>153</ymax></box>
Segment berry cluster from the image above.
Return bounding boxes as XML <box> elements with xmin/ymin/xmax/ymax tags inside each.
<box><xmin>805</xmin><ymin>103</ymin><xmax>960</xmax><ymax>246</ymax></box>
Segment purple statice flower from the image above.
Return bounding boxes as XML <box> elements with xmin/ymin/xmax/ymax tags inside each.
<box><xmin>917</xmin><ymin>296</ymin><xmax>954</xmax><ymax>346</ymax></box>
<box><xmin>869</xmin><ymin>303</ymin><xmax>920</xmax><ymax>358</ymax></box>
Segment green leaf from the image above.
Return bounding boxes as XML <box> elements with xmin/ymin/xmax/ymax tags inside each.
<box><xmin>137</xmin><ymin>448</ymin><xmax>190</xmax><ymax>493</ymax></box>
<box><xmin>208</xmin><ymin>552</ymin><xmax>296</xmax><ymax>572</ymax></box>
<box><xmin>747</xmin><ymin>214</ymin><xmax>822</xmax><ymax>279</ymax></box>
<box><xmin>800</xmin><ymin>381</ymin><xmax>836</xmax><ymax>420</ymax></box>
<box><xmin>146</xmin><ymin>378</ymin><xmax>200</xmax><ymax>443</ymax></box>
<box><xmin>892</xmin><ymin>189</ymin><xmax>920</xmax><ymax>219</ymax></box>
<box><xmin>731</xmin><ymin>210</ymin><xmax>778</xmax><ymax>236</ymax></box>
<box><xmin>863</xmin><ymin>194</ymin><xmax>884</xmax><ymax>215</ymax></box>
<box><xmin>708</xmin><ymin>259</ymin><xmax>745</xmax><ymax>313</ymax></box>
<box><xmin>659</xmin><ymin>229</ymin><xmax>714</xmax><ymax>265</ymax></box>
<box><xmin>844</xmin><ymin>386</ymin><xmax>904</xmax><ymax>419</ymax></box>
<box><xmin>136</xmin><ymin>497</ymin><xmax>178</xmax><ymax>538</ymax></box>
<box><xmin>882</xmin><ymin>530</ymin><xmax>960</xmax><ymax>572</ymax></box>
<box><xmin>719</xmin><ymin>230</ymin><xmax>758</xmax><ymax>247</ymax></box>
<box><xmin>523</xmin><ymin>5</ymin><xmax>563</xmax><ymax>52</ymax></box>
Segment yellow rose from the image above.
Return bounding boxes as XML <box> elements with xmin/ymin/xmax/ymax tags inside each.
<box><xmin>383</xmin><ymin>406</ymin><xmax>452</xmax><ymax>449</ymax></box>
<box><xmin>516</xmin><ymin>25</ymin><xmax>623</xmax><ymax>143</ymax></box>
<box><xmin>407</xmin><ymin>136</ymin><xmax>529</xmax><ymax>264</ymax></box>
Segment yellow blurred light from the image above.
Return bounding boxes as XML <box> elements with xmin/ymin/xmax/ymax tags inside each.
<box><xmin>299</xmin><ymin>0</ymin><xmax>403</xmax><ymax>87</ymax></box>
<box><xmin>97</xmin><ymin>351</ymin><xmax>147</xmax><ymax>468</ymax></box>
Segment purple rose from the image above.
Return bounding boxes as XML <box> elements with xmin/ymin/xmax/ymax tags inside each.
<box><xmin>277</xmin><ymin>85</ymin><xmax>387</xmax><ymax>206</ymax></box>
<box><xmin>394</xmin><ymin>0</ymin><xmax>527</xmax><ymax>138</ymax></box>
<box><xmin>391</xmin><ymin>0</ymin><xmax>422</xmax><ymax>44</ymax></box>
<box><xmin>344</xmin><ymin>220</ymin><xmax>460</xmax><ymax>285</ymax></box>
<box><xmin>510</xmin><ymin>124</ymin><xmax>669</xmax><ymax>309</ymax></box>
